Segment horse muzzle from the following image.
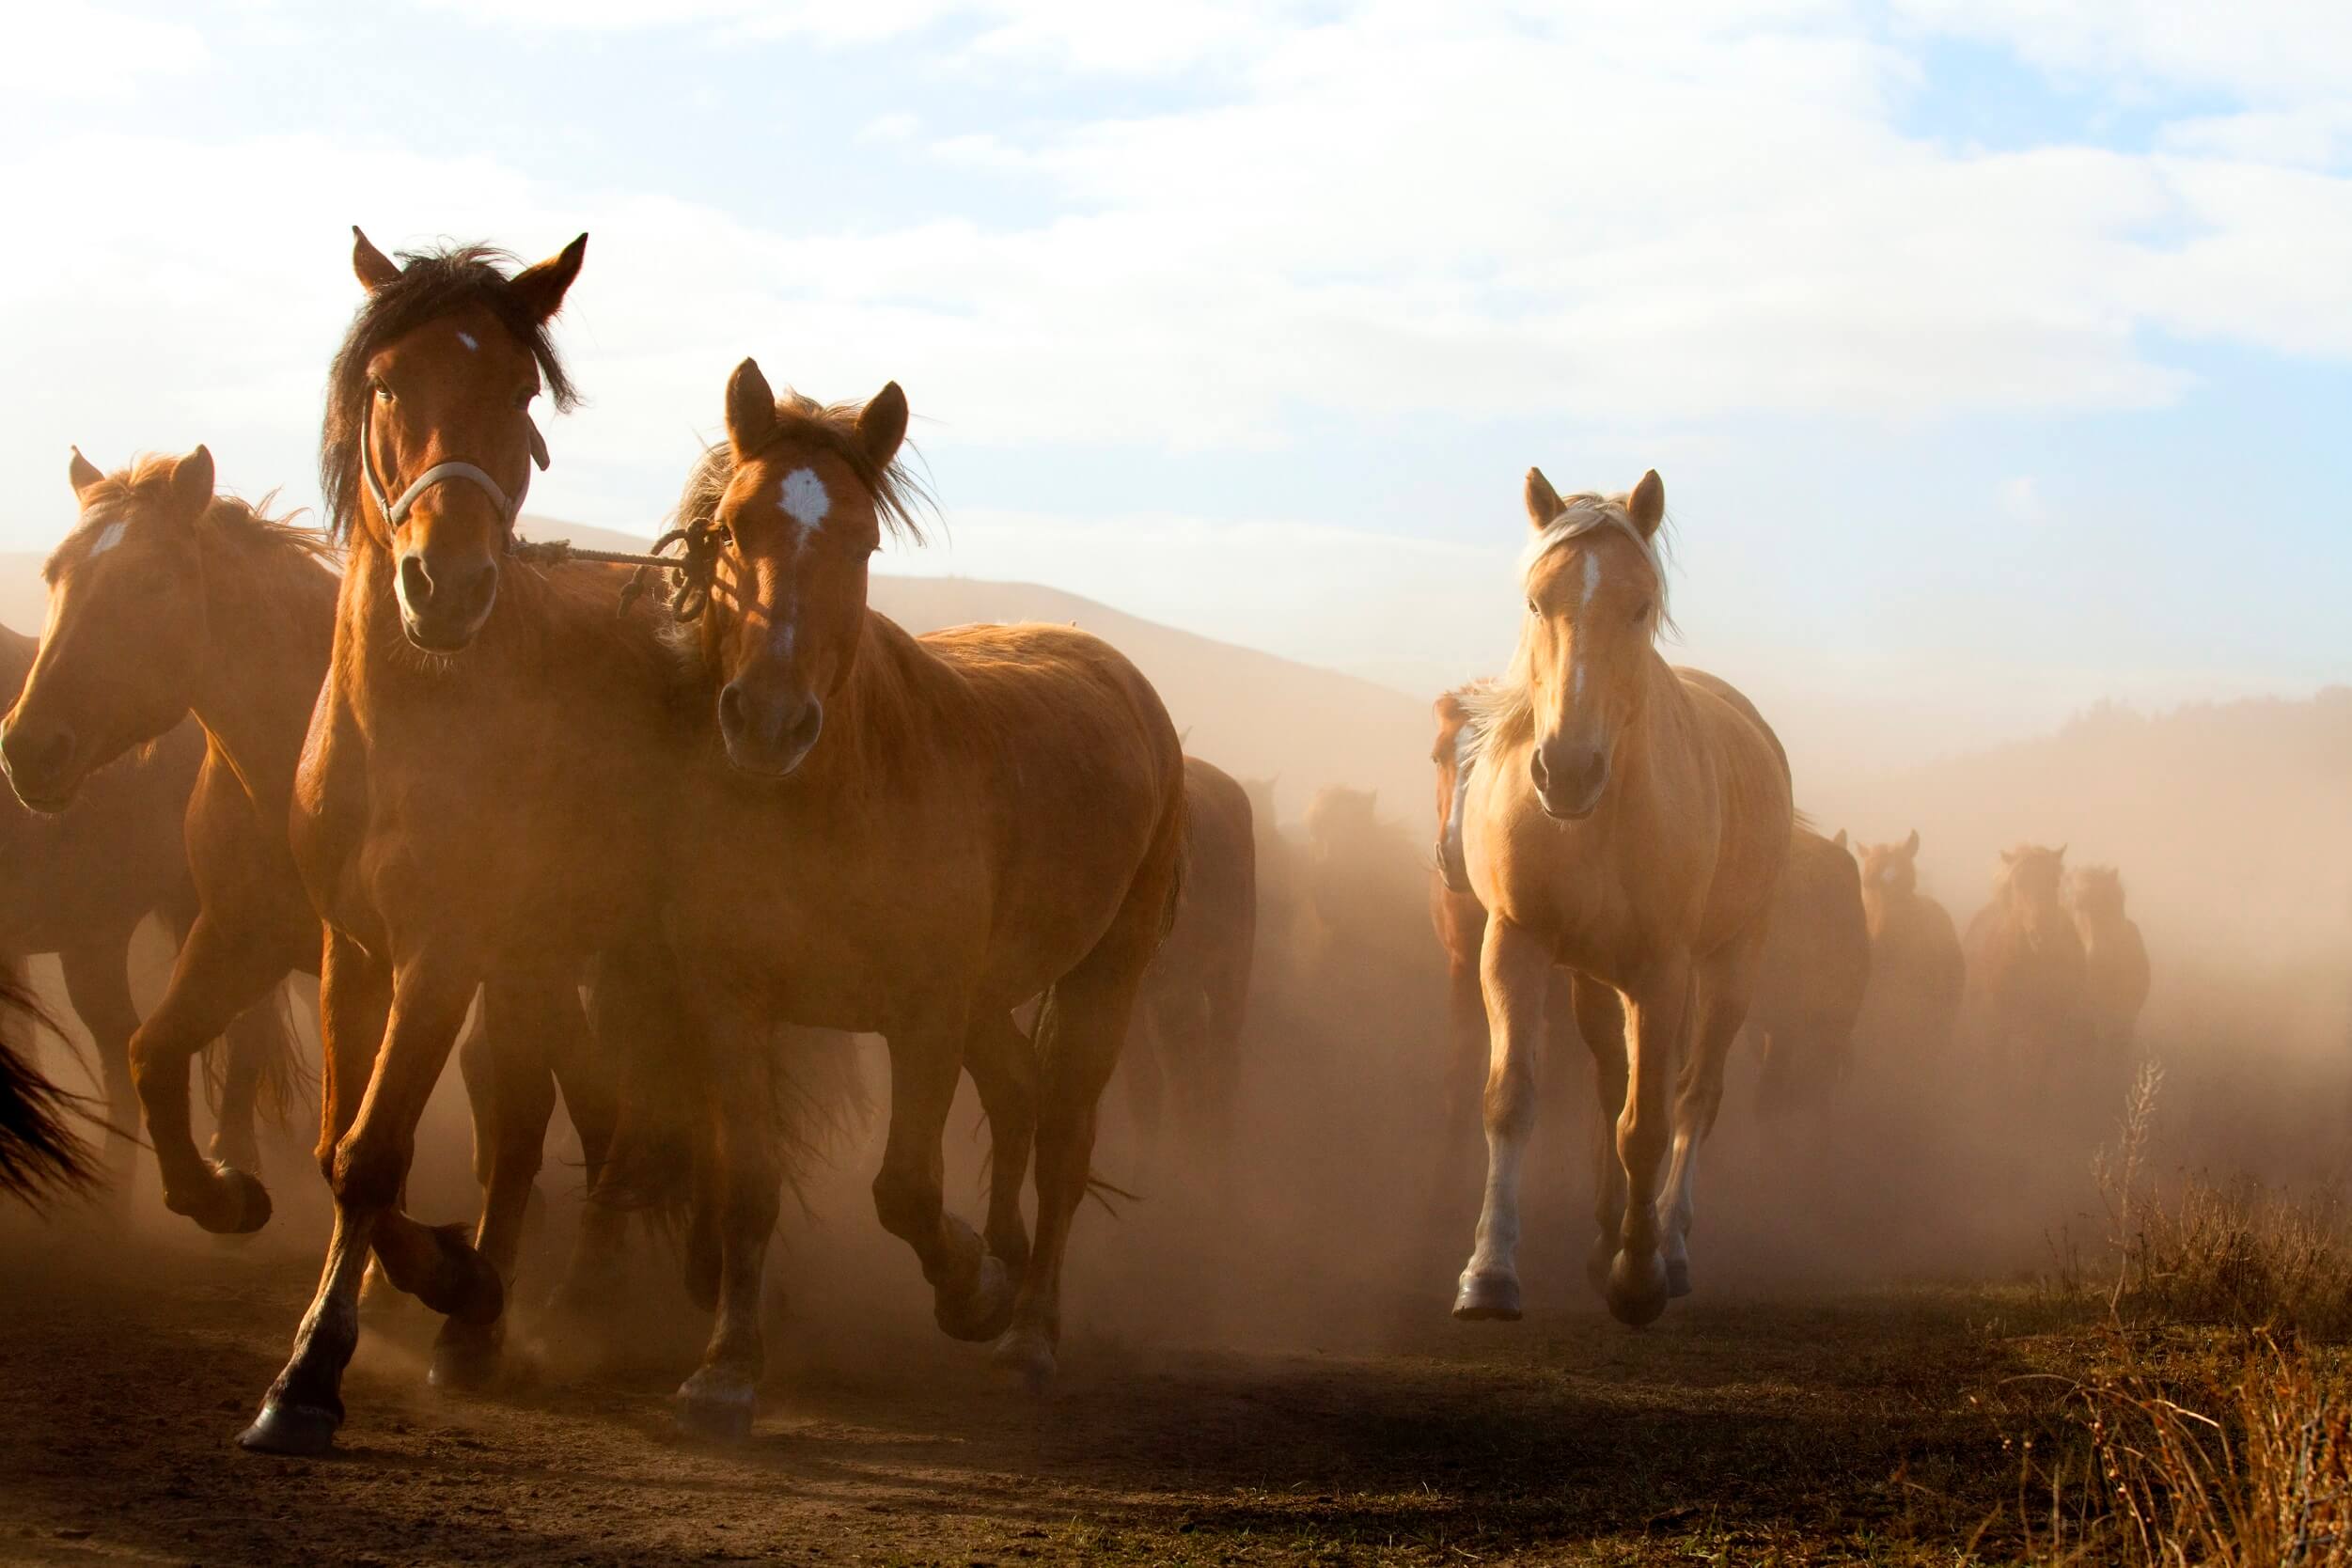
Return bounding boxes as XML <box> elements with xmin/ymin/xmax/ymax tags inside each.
<box><xmin>0</xmin><ymin>719</ymin><xmax>84</xmax><ymax>814</ymax></box>
<box><xmin>395</xmin><ymin>549</ymin><xmax>500</xmax><ymax>652</ymax></box>
<box><xmin>1530</xmin><ymin>741</ymin><xmax>1607</xmax><ymax>821</ymax></box>
<box><xmin>718</xmin><ymin>682</ymin><xmax>823</xmax><ymax>778</ymax></box>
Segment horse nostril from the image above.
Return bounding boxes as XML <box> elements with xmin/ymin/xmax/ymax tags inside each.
<box><xmin>1529</xmin><ymin>748</ymin><xmax>1550</xmax><ymax>792</ymax></box>
<box><xmin>399</xmin><ymin>553</ymin><xmax>434</xmax><ymax>608</ymax></box>
<box><xmin>717</xmin><ymin>683</ymin><xmax>747</xmax><ymax>744</ymax></box>
<box><xmin>784</xmin><ymin>699</ymin><xmax>823</xmax><ymax>757</ymax></box>
<box><xmin>3</xmin><ymin>724</ymin><xmax>75</xmax><ymax>789</ymax></box>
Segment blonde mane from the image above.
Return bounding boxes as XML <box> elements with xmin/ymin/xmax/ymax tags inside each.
<box><xmin>1462</xmin><ymin>492</ymin><xmax>1672</xmax><ymax>766</ymax></box>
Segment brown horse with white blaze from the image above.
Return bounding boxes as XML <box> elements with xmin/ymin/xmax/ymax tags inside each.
<box><xmin>656</xmin><ymin>358</ymin><xmax>1185</xmax><ymax>1423</ymax></box>
<box><xmin>1454</xmin><ymin>469</ymin><xmax>1792</xmax><ymax>1327</ymax></box>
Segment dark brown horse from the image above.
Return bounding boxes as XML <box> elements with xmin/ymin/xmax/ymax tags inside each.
<box><xmin>1</xmin><ymin>597</ymin><xmax>301</xmax><ymax>1201</ymax></box>
<box><xmin>1964</xmin><ymin>843</ymin><xmax>2089</xmax><ymax>1073</ymax></box>
<box><xmin>654</xmin><ymin>357</ymin><xmax>1185</xmax><ymax>1427</ymax></box>
<box><xmin>1121</xmin><ymin>755</ymin><xmax>1255</xmax><ymax>1174</ymax></box>
<box><xmin>1748</xmin><ymin>826</ymin><xmax>1872</xmax><ymax>1116</ymax></box>
<box><xmin>2068</xmin><ymin>865</ymin><xmax>2150</xmax><ymax>1057</ymax></box>
<box><xmin>233</xmin><ymin>231</ymin><xmax>704</xmax><ymax>1454</ymax></box>
<box><xmin>1852</xmin><ymin>830</ymin><xmax>1965</xmax><ymax>1061</ymax></box>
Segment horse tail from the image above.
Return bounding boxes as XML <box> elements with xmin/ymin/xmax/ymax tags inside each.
<box><xmin>0</xmin><ymin>966</ymin><xmax>97</xmax><ymax>1201</ymax></box>
<box><xmin>199</xmin><ymin>983</ymin><xmax>314</xmax><ymax>1132</ymax></box>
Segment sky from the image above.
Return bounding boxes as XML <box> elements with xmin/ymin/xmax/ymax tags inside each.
<box><xmin>2</xmin><ymin>1</ymin><xmax>2346</xmax><ymax>772</ymax></box>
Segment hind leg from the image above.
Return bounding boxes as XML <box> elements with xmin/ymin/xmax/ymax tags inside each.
<box><xmin>964</xmin><ymin>1010</ymin><xmax>1036</xmax><ymax>1279</ymax></box>
<box><xmin>57</xmin><ymin>936</ymin><xmax>143</xmax><ymax>1204</ymax></box>
<box><xmin>1118</xmin><ymin>996</ymin><xmax>1167</xmax><ymax>1187</ymax></box>
<box><xmin>1570</xmin><ymin>974</ymin><xmax>1629</xmax><ymax>1299</ymax></box>
<box><xmin>1657</xmin><ymin>944</ymin><xmax>1761</xmax><ymax>1302</ymax></box>
<box><xmin>210</xmin><ymin>994</ymin><xmax>292</xmax><ymax>1179</ymax></box>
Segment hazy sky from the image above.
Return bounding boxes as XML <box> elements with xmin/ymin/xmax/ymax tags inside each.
<box><xmin>4</xmin><ymin>2</ymin><xmax>2346</xmax><ymax>767</ymax></box>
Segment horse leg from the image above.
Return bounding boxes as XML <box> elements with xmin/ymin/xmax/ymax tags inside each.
<box><xmin>673</xmin><ymin>988</ymin><xmax>783</xmax><ymax>1440</ymax></box>
<box><xmin>874</xmin><ymin>999</ymin><xmax>1013</xmax><ymax>1345</ymax></box>
<box><xmin>1453</xmin><ymin>915</ymin><xmax>1551</xmax><ymax>1322</ymax></box>
<box><xmin>1434</xmin><ymin>950</ymin><xmax>1489</xmax><ymax>1224</ymax></box>
<box><xmin>210</xmin><ymin>992</ymin><xmax>291</xmax><ymax>1179</ymax></box>
<box><xmin>124</xmin><ymin>915</ymin><xmax>290</xmax><ymax>1234</ymax></box>
<box><xmin>1570</xmin><ymin>973</ymin><xmax>1628</xmax><ymax>1298</ymax></box>
<box><xmin>1658</xmin><ymin>957</ymin><xmax>1757</xmax><ymax>1301</ymax></box>
<box><xmin>1607</xmin><ymin>955</ymin><xmax>1695</xmax><ymax>1327</ymax></box>
<box><xmin>241</xmin><ymin>941</ymin><xmax>489</xmax><ymax>1454</ymax></box>
<box><xmin>431</xmin><ymin>975</ymin><xmax>565</xmax><ymax>1390</ymax></box>
<box><xmin>57</xmin><ymin>936</ymin><xmax>143</xmax><ymax>1205</ymax></box>
<box><xmin>1119</xmin><ymin>994</ymin><xmax>1166</xmax><ymax>1187</ymax></box>
<box><xmin>964</xmin><ymin>1009</ymin><xmax>1037</xmax><ymax>1278</ymax></box>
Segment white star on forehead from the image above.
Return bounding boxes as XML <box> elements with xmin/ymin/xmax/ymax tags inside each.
<box><xmin>88</xmin><ymin>521</ymin><xmax>128</xmax><ymax>557</ymax></box>
<box><xmin>779</xmin><ymin>467</ymin><xmax>831</xmax><ymax>528</ymax></box>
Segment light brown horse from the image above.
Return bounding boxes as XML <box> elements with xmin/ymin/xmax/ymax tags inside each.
<box><xmin>654</xmin><ymin>357</ymin><xmax>1185</xmax><ymax>1425</ymax></box>
<box><xmin>2</xmin><ymin>459</ymin><xmax>328</xmax><ymax>1228</ymax></box>
<box><xmin>1454</xmin><ymin>469</ymin><xmax>1792</xmax><ymax>1326</ymax></box>
<box><xmin>2067</xmin><ymin>865</ymin><xmax>2149</xmax><ymax>1055</ymax></box>
<box><xmin>235</xmin><ymin>232</ymin><xmax>706</xmax><ymax>1454</ymax></box>
<box><xmin>1122</xmin><ymin>755</ymin><xmax>1255</xmax><ymax>1173</ymax></box>
<box><xmin>1963</xmin><ymin>843</ymin><xmax>2088</xmax><ymax>1072</ymax></box>
<box><xmin>1748</xmin><ymin>825</ymin><xmax>1872</xmax><ymax>1116</ymax></box>
<box><xmin>1852</xmin><ymin>830</ymin><xmax>1965</xmax><ymax>1060</ymax></box>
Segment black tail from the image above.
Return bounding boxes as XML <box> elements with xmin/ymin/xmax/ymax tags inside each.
<box><xmin>202</xmin><ymin>982</ymin><xmax>314</xmax><ymax>1130</ymax></box>
<box><xmin>0</xmin><ymin>972</ymin><xmax>97</xmax><ymax>1202</ymax></box>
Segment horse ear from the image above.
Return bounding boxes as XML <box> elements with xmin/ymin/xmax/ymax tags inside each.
<box><xmin>1833</xmin><ymin>828</ymin><xmax>1847</xmax><ymax>849</ymax></box>
<box><xmin>68</xmin><ymin>447</ymin><xmax>104</xmax><ymax>497</ymax></box>
<box><xmin>510</xmin><ymin>233</ymin><xmax>588</xmax><ymax>323</ymax></box>
<box><xmin>1904</xmin><ymin>828</ymin><xmax>1921</xmax><ymax>858</ymax></box>
<box><xmin>726</xmin><ymin>358</ymin><xmax>779</xmax><ymax>457</ymax></box>
<box><xmin>2055</xmin><ymin>843</ymin><xmax>2067</xmax><ymax>863</ymax></box>
<box><xmin>1524</xmin><ymin>467</ymin><xmax>1561</xmax><ymax>530</ymax></box>
<box><xmin>168</xmin><ymin>446</ymin><xmax>214</xmax><ymax>518</ymax></box>
<box><xmin>1435</xmin><ymin>691</ymin><xmax>1467</xmax><ymax>725</ymax></box>
<box><xmin>858</xmin><ymin>381</ymin><xmax>909</xmax><ymax>468</ymax></box>
<box><xmin>352</xmin><ymin>227</ymin><xmax>401</xmax><ymax>293</ymax></box>
<box><xmin>1626</xmin><ymin>470</ymin><xmax>1666</xmax><ymax>539</ymax></box>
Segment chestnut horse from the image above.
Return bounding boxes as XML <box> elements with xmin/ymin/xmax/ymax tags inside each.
<box><xmin>1121</xmin><ymin>755</ymin><xmax>1255</xmax><ymax>1173</ymax></box>
<box><xmin>654</xmin><ymin>358</ymin><xmax>1185</xmax><ymax>1424</ymax></box>
<box><xmin>1748</xmin><ymin>825</ymin><xmax>1871</xmax><ymax>1116</ymax></box>
<box><xmin>1964</xmin><ymin>843</ymin><xmax>2088</xmax><ymax>1073</ymax></box>
<box><xmin>2067</xmin><ymin>865</ymin><xmax>2149</xmax><ymax>1056</ymax></box>
<box><xmin>233</xmin><ymin>231</ymin><xmax>709</xmax><ymax>1454</ymax></box>
<box><xmin>2</xmin><ymin>458</ymin><xmax>326</xmax><ymax>1226</ymax></box>
<box><xmin>1454</xmin><ymin>469</ymin><xmax>1792</xmax><ymax>1326</ymax></box>
<box><xmin>1852</xmin><ymin>831</ymin><xmax>1965</xmax><ymax>1060</ymax></box>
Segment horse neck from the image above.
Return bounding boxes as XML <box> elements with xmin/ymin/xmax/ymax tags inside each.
<box><xmin>1592</xmin><ymin>651</ymin><xmax>1689</xmax><ymax>822</ymax></box>
<box><xmin>779</xmin><ymin>610</ymin><xmax>927</xmax><ymax>803</ymax></box>
<box><xmin>192</xmin><ymin>535</ymin><xmax>338</xmax><ymax>799</ymax></box>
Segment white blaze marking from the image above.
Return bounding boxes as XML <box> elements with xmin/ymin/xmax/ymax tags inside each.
<box><xmin>1580</xmin><ymin>550</ymin><xmax>1602</xmax><ymax>605</ymax></box>
<box><xmin>88</xmin><ymin>521</ymin><xmax>127</xmax><ymax>557</ymax></box>
<box><xmin>455</xmin><ymin>331</ymin><xmax>478</xmax><ymax>352</ymax></box>
<box><xmin>779</xmin><ymin>467</ymin><xmax>830</xmax><ymax>529</ymax></box>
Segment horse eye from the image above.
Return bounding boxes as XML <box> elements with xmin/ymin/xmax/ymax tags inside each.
<box><xmin>1526</xmin><ymin>597</ymin><xmax>1540</xmax><ymax>616</ymax></box>
<box><xmin>371</xmin><ymin>380</ymin><xmax>394</xmax><ymax>403</ymax></box>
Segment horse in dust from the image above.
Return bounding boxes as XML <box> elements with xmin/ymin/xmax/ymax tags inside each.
<box><xmin>1963</xmin><ymin>843</ymin><xmax>2088</xmax><ymax>1073</ymax></box>
<box><xmin>0</xmin><ymin>967</ymin><xmax>97</xmax><ymax>1201</ymax></box>
<box><xmin>2067</xmin><ymin>865</ymin><xmax>2149</xmax><ymax>1056</ymax></box>
<box><xmin>1852</xmin><ymin>831</ymin><xmax>1965</xmax><ymax>1060</ymax></box>
<box><xmin>1453</xmin><ymin>469</ymin><xmax>1792</xmax><ymax>1327</ymax></box>
<box><xmin>1430</xmin><ymin>687</ymin><xmax>1581</xmax><ymax>1194</ymax></box>
<box><xmin>1237</xmin><ymin>776</ymin><xmax>1304</xmax><ymax>1023</ymax></box>
<box><xmin>1300</xmin><ymin>784</ymin><xmax>1447</xmax><ymax>1053</ymax></box>
<box><xmin>1748</xmin><ymin>826</ymin><xmax>1872</xmax><ymax>1116</ymax></box>
<box><xmin>1120</xmin><ymin>755</ymin><xmax>1255</xmax><ymax>1176</ymax></box>
<box><xmin>651</xmin><ymin>355</ymin><xmax>1185</xmax><ymax>1425</ymax></box>
<box><xmin>0</xmin><ymin>614</ymin><xmax>299</xmax><ymax>1197</ymax></box>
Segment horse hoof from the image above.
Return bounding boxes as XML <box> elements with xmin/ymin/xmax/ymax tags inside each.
<box><xmin>236</xmin><ymin>1402</ymin><xmax>339</xmax><ymax>1456</ymax></box>
<box><xmin>989</xmin><ymin>1329</ymin><xmax>1055</xmax><ymax>1395</ymax></box>
<box><xmin>935</xmin><ymin>1254</ymin><xmax>1015</xmax><ymax>1343</ymax></box>
<box><xmin>673</xmin><ymin>1373</ymin><xmax>756</xmax><ymax>1442</ymax></box>
<box><xmin>1451</xmin><ymin>1270</ymin><xmax>1523</xmax><ymax>1322</ymax></box>
<box><xmin>429</xmin><ymin>1324</ymin><xmax>504</xmax><ymax>1392</ymax></box>
<box><xmin>182</xmin><ymin>1163</ymin><xmax>273</xmax><ymax>1236</ymax></box>
<box><xmin>416</xmin><ymin>1226</ymin><xmax>505</xmax><ymax>1326</ymax></box>
<box><xmin>1666</xmin><ymin>1258</ymin><xmax>1693</xmax><ymax>1299</ymax></box>
<box><xmin>1607</xmin><ymin>1250</ymin><xmax>1670</xmax><ymax>1328</ymax></box>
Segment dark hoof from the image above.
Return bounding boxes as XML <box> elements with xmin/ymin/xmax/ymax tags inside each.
<box><xmin>989</xmin><ymin>1328</ymin><xmax>1055</xmax><ymax>1394</ymax></box>
<box><xmin>935</xmin><ymin>1254</ymin><xmax>1015</xmax><ymax>1343</ymax></box>
<box><xmin>673</xmin><ymin>1372</ymin><xmax>756</xmax><ymax>1442</ymax></box>
<box><xmin>1607</xmin><ymin>1250</ymin><xmax>1670</xmax><ymax>1328</ymax></box>
<box><xmin>236</xmin><ymin>1402</ymin><xmax>339</xmax><ymax>1456</ymax></box>
<box><xmin>179</xmin><ymin>1162</ymin><xmax>273</xmax><ymax>1236</ymax></box>
<box><xmin>429</xmin><ymin>1320</ymin><xmax>504</xmax><ymax>1391</ymax></box>
<box><xmin>415</xmin><ymin>1225</ymin><xmax>505</xmax><ymax>1326</ymax></box>
<box><xmin>1666</xmin><ymin>1257</ymin><xmax>1693</xmax><ymax>1298</ymax></box>
<box><xmin>1452</xmin><ymin>1269</ymin><xmax>1523</xmax><ymax>1322</ymax></box>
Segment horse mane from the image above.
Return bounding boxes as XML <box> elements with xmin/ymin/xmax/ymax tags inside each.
<box><xmin>673</xmin><ymin>386</ymin><xmax>932</xmax><ymax>549</ymax></box>
<box><xmin>320</xmin><ymin>243</ymin><xmax>580</xmax><ymax>543</ymax></box>
<box><xmin>1461</xmin><ymin>491</ymin><xmax>1674</xmax><ymax>767</ymax></box>
<box><xmin>46</xmin><ymin>456</ymin><xmax>334</xmax><ymax>582</ymax></box>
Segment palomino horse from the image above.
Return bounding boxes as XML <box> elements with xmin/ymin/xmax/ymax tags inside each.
<box><xmin>1454</xmin><ymin>469</ymin><xmax>1792</xmax><ymax>1326</ymax></box>
<box><xmin>2067</xmin><ymin>865</ymin><xmax>2149</xmax><ymax>1056</ymax></box>
<box><xmin>0</xmin><ymin>969</ymin><xmax>96</xmax><ymax>1201</ymax></box>
<box><xmin>1</xmin><ymin>619</ymin><xmax>299</xmax><ymax>1196</ymax></box>
<box><xmin>654</xmin><ymin>358</ymin><xmax>1185</xmax><ymax>1424</ymax></box>
<box><xmin>1852</xmin><ymin>831</ymin><xmax>1965</xmax><ymax>1060</ymax></box>
<box><xmin>1121</xmin><ymin>755</ymin><xmax>1255</xmax><ymax>1174</ymax></box>
<box><xmin>1963</xmin><ymin>843</ymin><xmax>2088</xmax><ymax>1073</ymax></box>
<box><xmin>1748</xmin><ymin>826</ymin><xmax>1871</xmax><ymax>1116</ymax></box>
<box><xmin>1431</xmin><ymin>687</ymin><xmax>1581</xmax><ymax>1201</ymax></box>
<box><xmin>232</xmin><ymin>231</ymin><xmax>703</xmax><ymax>1453</ymax></box>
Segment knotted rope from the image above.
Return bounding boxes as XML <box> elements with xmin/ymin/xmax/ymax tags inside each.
<box><xmin>509</xmin><ymin>522</ymin><xmax>723</xmax><ymax>622</ymax></box>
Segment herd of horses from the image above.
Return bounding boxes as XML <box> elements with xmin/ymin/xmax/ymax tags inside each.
<box><xmin>0</xmin><ymin>231</ymin><xmax>2153</xmax><ymax>1458</ymax></box>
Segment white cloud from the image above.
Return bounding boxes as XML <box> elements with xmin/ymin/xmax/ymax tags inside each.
<box><xmin>1996</xmin><ymin>475</ymin><xmax>2046</xmax><ymax>524</ymax></box>
<box><xmin>0</xmin><ymin>1</ymin><xmax>207</xmax><ymax>100</ymax></box>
